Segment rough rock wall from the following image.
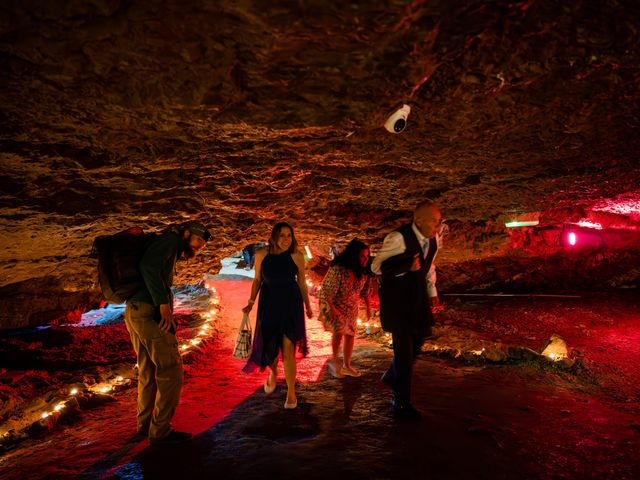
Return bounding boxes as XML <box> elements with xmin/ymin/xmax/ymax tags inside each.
<box><xmin>1</xmin><ymin>0</ymin><xmax>639</xmax><ymax>328</ymax></box>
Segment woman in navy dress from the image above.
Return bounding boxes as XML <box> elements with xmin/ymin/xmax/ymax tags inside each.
<box><xmin>242</xmin><ymin>222</ymin><xmax>313</xmax><ymax>409</ymax></box>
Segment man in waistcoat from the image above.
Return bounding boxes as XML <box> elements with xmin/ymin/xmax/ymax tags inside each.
<box><xmin>371</xmin><ymin>200</ymin><xmax>443</xmax><ymax>419</ymax></box>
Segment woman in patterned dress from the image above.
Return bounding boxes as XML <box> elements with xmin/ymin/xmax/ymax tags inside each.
<box><xmin>319</xmin><ymin>239</ymin><xmax>371</xmax><ymax>377</ymax></box>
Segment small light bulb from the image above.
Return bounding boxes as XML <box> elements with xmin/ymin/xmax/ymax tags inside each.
<box><xmin>180</xmin><ymin>345</ymin><xmax>189</xmax><ymax>350</ymax></box>
<box><xmin>191</xmin><ymin>338</ymin><xmax>201</xmax><ymax>345</ymax></box>
<box><xmin>42</xmin><ymin>412</ymin><xmax>50</xmax><ymax>419</ymax></box>
<box><xmin>70</xmin><ymin>388</ymin><xmax>79</xmax><ymax>395</ymax></box>
<box><xmin>54</xmin><ymin>404</ymin><xmax>64</xmax><ymax>412</ymax></box>
<box><xmin>101</xmin><ymin>386</ymin><xmax>111</xmax><ymax>393</ymax></box>
<box><xmin>116</xmin><ymin>376</ymin><xmax>124</xmax><ymax>382</ymax></box>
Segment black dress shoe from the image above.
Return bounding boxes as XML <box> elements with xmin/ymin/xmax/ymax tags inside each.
<box><xmin>391</xmin><ymin>400</ymin><xmax>422</xmax><ymax>420</ymax></box>
<box><xmin>380</xmin><ymin>370</ymin><xmax>395</xmax><ymax>389</ymax></box>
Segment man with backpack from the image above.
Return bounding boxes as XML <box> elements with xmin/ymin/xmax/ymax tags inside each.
<box><xmin>124</xmin><ymin>220</ymin><xmax>211</xmax><ymax>445</ymax></box>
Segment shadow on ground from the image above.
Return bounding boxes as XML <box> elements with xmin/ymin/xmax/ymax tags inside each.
<box><xmin>93</xmin><ymin>347</ymin><xmax>639</xmax><ymax>480</ymax></box>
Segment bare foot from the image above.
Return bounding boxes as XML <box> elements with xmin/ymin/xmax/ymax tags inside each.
<box><xmin>284</xmin><ymin>396</ymin><xmax>297</xmax><ymax>409</ymax></box>
<box><xmin>342</xmin><ymin>366</ymin><xmax>362</xmax><ymax>377</ymax></box>
<box><xmin>328</xmin><ymin>360</ymin><xmax>344</xmax><ymax>378</ymax></box>
<box><xmin>264</xmin><ymin>372</ymin><xmax>277</xmax><ymax>394</ymax></box>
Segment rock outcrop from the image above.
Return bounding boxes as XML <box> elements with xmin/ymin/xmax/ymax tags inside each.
<box><xmin>1</xmin><ymin>0</ymin><xmax>639</xmax><ymax>328</ymax></box>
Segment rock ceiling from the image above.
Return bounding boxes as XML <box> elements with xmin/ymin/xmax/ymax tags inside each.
<box><xmin>1</xmin><ymin>0</ymin><xmax>639</xmax><ymax>328</ymax></box>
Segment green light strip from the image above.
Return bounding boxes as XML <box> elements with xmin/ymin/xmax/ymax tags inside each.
<box><xmin>505</xmin><ymin>220</ymin><xmax>539</xmax><ymax>228</ymax></box>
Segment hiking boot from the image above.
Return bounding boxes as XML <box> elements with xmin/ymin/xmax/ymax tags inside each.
<box><xmin>149</xmin><ymin>430</ymin><xmax>192</xmax><ymax>446</ymax></box>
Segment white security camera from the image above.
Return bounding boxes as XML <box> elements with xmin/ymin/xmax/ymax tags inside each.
<box><xmin>384</xmin><ymin>104</ymin><xmax>411</xmax><ymax>133</ymax></box>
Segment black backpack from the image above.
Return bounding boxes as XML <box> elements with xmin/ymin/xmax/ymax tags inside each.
<box><xmin>90</xmin><ymin>227</ymin><xmax>156</xmax><ymax>304</ymax></box>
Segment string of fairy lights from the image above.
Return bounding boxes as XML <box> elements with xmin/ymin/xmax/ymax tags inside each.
<box><xmin>0</xmin><ymin>284</ymin><xmax>221</xmax><ymax>447</ymax></box>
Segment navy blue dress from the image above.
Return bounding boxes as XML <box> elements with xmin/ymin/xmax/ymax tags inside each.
<box><xmin>243</xmin><ymin>251</ymin><xmax>308</xmax><ymax>372</ymax></box>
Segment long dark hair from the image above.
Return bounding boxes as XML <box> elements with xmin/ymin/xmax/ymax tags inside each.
<box><xmin>268</xmin><ymin>222</ymin><xmax>298</xmax><ymax>254</ymax></box>
<box><xmin>331</xmin><ymin>239</ymin><xmax>369</xmax><ymax>278</ymax></box>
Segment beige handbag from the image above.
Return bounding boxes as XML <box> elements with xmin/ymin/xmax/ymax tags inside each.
<box><xmin>232</xmin><ymin>313</ymin><xmax>252</xmax><ymax>359</ymax></box>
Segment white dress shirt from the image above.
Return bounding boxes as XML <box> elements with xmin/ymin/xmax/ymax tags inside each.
<box><xmin>371</xmin><ymin>223</ymin><xmax>441</xmax><ymax>299</ymax></box>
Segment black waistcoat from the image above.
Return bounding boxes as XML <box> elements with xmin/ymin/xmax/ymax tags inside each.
<box><xmin>378</xmin><ymin>223</ymin><xmax>436</xmax><ymax>333</ymax></box>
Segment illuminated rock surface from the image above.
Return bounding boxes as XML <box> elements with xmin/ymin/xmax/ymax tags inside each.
<box><xmin>1</xmin><ymin>3</ymin><xmax>639</xmax><ymax>476</ymax></box>
<box><xmin>1</xmin><ymin>0</ymin><xmax>640</xmax><ymax>327</ymax></box>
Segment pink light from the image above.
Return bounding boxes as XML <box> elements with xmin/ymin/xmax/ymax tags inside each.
<box><xmin>568</xmin><ymin>232</ymin><xmax>577</xmax><ymax>246</ymax></box>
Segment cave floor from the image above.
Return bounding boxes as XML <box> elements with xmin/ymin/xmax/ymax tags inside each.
<box><xmin>0</xmin><ymin>278</ymin><xmax>639</xmax><ymax>480</ymax></box>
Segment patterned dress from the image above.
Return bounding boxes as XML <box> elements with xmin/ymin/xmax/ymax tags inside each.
<box><xmin>319</xmin><ymin>265</ymin><xmax>369</xmax><ymax>336</ymax></box>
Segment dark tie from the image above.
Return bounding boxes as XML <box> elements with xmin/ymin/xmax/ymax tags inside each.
<box><xmin>421</xmin><ymin>239</ymin><xmax>429</xmax><ymax>258</ymax></box>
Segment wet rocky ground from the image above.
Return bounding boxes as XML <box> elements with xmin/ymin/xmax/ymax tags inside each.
<box><xmin>0</xmin><ymin>278</ymin><xmax>639</xmax><ymax>480</ymax></box>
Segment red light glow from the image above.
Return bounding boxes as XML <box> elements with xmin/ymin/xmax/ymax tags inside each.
<box><xmin>568</xmin><ymin>232</ymin><xmax>577</xmax><ymax>246</ymax></box>
<box><xmin>592</xmin><ymin>191</ymin><xmax>640</xmax><ymax>218</ymax></box>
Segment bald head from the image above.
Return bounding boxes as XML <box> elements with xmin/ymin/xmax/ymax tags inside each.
<box><xmin>414</xmin><ymin>200</ymin><xmax>442</xmax><ymax>238</ymax></box>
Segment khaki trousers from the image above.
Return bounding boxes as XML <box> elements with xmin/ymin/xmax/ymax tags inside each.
<box><xmin>124</xmin><ymin>300</ymin><xmax>183</xmax><ymax>440</ymax></box>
